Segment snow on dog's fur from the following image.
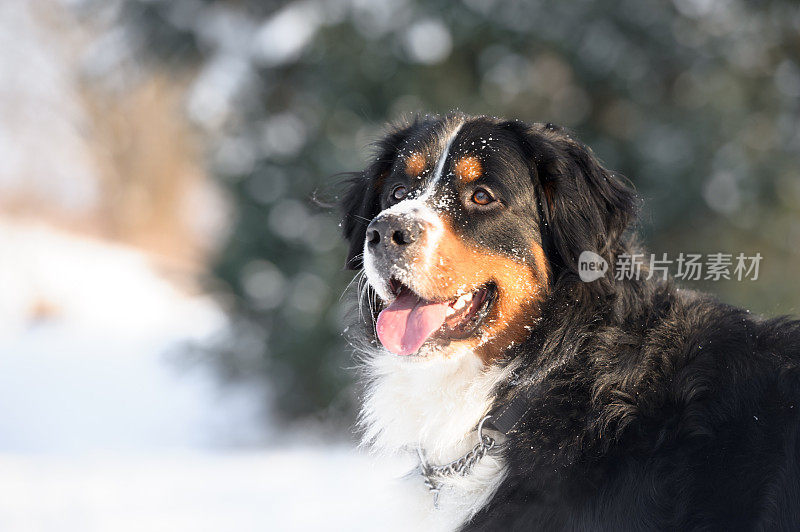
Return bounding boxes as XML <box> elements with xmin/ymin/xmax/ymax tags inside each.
<box><xmin>340</xmin><ymin>113</ymin><xmax>800</xmax><ymax>531</ymax></box>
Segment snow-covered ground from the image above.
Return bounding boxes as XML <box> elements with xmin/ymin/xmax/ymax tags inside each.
<box><xmin>0</xmin><ymin>449</ymin><xmax>411</xmax><ymax>532</ymax></box>
<box><xmin>0</xmin><ymin>3</ymin><xmax>412</xmax><ymax>529</ymax></box>
<box><xmin>0</xmin><ymin>219</ymin><xmax>409</xmax><ymax>531</ymax></box>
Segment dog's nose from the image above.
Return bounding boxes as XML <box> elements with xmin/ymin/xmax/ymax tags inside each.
<box><xmin>366</xmin><ymin>214</ymin><xmax>424</xmax><ymax>251</ymax></box>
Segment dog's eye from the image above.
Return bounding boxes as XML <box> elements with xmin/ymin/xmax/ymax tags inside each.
<box><xmin>391</xmin><ymin>185</ymin><xmax>407</xmax><ymax>201</ymax></box>
<box><xmin>471</xmin><ymin>188</ymin><xmax>494</xmax><ymax>205</ymax></box>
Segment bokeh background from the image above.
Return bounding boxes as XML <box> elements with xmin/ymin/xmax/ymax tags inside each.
<box><xmin>1</xmin><ymin>0</ymin><xmax>799</xmax><ymax>530</ymax></box>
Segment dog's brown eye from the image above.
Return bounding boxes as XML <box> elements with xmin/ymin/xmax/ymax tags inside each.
<box><xmin>472</xmin><ymin>188</ymin><xmax>493</xmax><ymax>205</ymax></box>
<box><xmin>391</xmin><ymin>185</ymin><xmax>407</xmax><ymax>201</ymax></box>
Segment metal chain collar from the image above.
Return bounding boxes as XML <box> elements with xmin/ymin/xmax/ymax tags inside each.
<box><xmin>417</xmin><ymin>415</ymin><xmax>497</xmax><ymax>509</ymax></box>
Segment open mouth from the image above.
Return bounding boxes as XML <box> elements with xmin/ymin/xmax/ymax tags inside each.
<box><xmin>375</xmin><ymin>278</ymin><xmax>496</xmax><ymax>356</ymax></box>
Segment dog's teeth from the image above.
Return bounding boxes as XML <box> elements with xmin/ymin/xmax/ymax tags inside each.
<box><xmin>453</xmin><ymin>293</ymin><xmax>473</xmax><ymax>310</ymax></box>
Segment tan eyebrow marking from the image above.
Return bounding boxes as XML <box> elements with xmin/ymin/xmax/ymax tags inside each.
<box><xmin>455</xmin><ymin>155</ymin><xmax>483</xmax><ymax>183</ymax></box>
<box><xmin>405</xmin><ymin>152</ymin><xmax>426</xmax><ymax>178</ymax></box>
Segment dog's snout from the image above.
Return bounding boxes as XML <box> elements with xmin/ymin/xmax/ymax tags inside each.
<box><xmin>366</xmin><ymin>226</ymin><xmax>381</xmax><ymax>246</ymax></box>
<box><xmin>366</xmin><ymin>214</ymin><xmax>424</xmax><ymax>253</ymax></box>
<box><xmin>391</xmin><ymin>228</ymin><xmax>415</xmax><ymax>246</ymax></box>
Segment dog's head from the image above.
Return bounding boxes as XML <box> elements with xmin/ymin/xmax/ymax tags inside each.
<box><xmin>341</xmin><ymin>114</ymin><xmax>635</xmax><ymax>362</ymax></box>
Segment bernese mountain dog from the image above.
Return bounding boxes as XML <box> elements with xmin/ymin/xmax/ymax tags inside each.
<box><xmin>339</xmin><ymin>113</ymin><xmax>800</xmax><ymax>531</ymax></box>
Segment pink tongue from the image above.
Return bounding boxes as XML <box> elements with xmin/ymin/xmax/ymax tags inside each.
<box><xmin>376</xmin><ymin>291</ymin><xmax>450</xmax><ymax>356</ymax></box>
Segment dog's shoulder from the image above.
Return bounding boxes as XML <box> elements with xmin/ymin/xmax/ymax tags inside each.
<box><xmin>466</xmin><ymin>285</ymin><xmax>800</xmax><ymax>530</ymax></box>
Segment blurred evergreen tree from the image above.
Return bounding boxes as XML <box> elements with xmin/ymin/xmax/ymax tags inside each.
<box><xmin>96</xmin><ymin>0</ymin><xmax>800</xmax><ymax>424</ymax></box>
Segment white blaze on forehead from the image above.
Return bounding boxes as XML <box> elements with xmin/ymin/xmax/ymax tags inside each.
<box><xmin>420</xmin><ymin>121</ymin><xmax>464</xmax><ymax>201</ymax></box>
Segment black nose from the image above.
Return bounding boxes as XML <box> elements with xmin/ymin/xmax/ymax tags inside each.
<box><xmin>366</xmin><ymin>214</ymin><xmax>424</xmax><ymax>250</ymax></box>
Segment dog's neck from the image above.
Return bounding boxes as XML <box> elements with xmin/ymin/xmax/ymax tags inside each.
<box><xmin>359</xmin><ymin>345</ymin><xmax>514</xmax><ymax>529</ymax></box>
<box><xmin>359</xmin><ymin>345</ymin><xmax>512</xmax><ymax>462</ymax></box>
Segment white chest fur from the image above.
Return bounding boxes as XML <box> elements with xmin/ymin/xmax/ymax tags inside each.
<box><xmin>359</xmin><ymin>346</ymin><xmax>513</xmax><ymax>530</ymax></box>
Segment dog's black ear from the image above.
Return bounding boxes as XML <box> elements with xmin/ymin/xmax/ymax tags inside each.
<box><xmin>340</xmin><ymin>125</ymin><xmax>413</xmax><ymax>270</ymax></box>
<box><xmin>503</xmin><ymin>121</ymin><xmax>637</xmax><ymax>276</ymax></box>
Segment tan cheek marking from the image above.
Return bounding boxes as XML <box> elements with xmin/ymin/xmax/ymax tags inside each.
<box><xmin>413</xmin><ymin>225</ymin><xmax>550</xmax><ymax>363</ymax></box>
<box><xmin>405</xmin><ymin>152</ymin><xmax>426</xmax><ymax>178</ymax></box>
<box><xmin>454</xmin><ymin>155</ymin><xmax>482</xmax><ymax>183</ymax></box>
